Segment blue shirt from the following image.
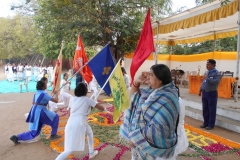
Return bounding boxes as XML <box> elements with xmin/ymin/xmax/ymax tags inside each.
<box><xmin>200</xmin><ymin>68</ymin><xmax>221</xmax><ymax>92</ymax></box>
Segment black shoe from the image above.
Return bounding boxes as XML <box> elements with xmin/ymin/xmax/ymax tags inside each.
<box><xmin>205</xmin><ymin>127</ymin><xmax>214</xmax><ymax>130</ymax></box>
<box><xmin>200</xmin><ymin>125</ymin><xmax>207</xmax><ymax>128</ymax></box>
<box><xmin>10</xmin><ymin>135</ymin><xmax>20</xmax><ymax>145</ymax></box>
<box><xmin>50</xmin><ymin>135</ymin><xmax>61</xmax><ymax>140</ymax></box>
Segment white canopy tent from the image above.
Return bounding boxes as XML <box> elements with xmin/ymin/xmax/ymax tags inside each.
<box><xmin>152</xmin><ymin>0</ymin><xmax>239</xmax><ymax>104</ymax></box>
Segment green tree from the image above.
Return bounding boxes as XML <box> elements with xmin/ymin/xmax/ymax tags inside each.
<box><xmin>195</xmin><ymin>0</ymin><xmax>231</xmax><ymax>6</ymax></box>
<box><xmin>164</xmin><ymin>36</ymin><xmax>237</xmax><ymax>54</ymax></box>
<box><xmin>0</xmin><ymin>15</ymin><xmax>39</xmax><ymax>59</ymax></box>
<box><xmin>32</xmin><ymin>0</ymin><xmax>172</xmax><ymax>60</ymax></box>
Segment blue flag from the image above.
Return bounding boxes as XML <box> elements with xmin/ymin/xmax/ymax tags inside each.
<box><xmin>88</xmin><ymin>45</ymin><xmax>115</xmax><ymax>96</ymax></box>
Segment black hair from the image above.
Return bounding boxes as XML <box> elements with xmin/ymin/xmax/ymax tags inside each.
<box><xmin>74</xmin><ymin>82</ymin><xmax>88</xmax><ymax>97</ymax></box>
<box><xmin>36</xmin><ymin>80</ymin><xmax>46</xmax><ymax>90</ymax></box>
<box><xmin>175</xmin><ymin>86</ymin><xmax>180</xmax><ymax>97</ymax></box>
<box><xmin>63</xmin><ymin>73</ymin><xmax>68</xmax><ymax>78</ymax></box>
<box><xmin>40</xmin><ymin>77</ymin><xmax>48</xmax><ymax>83</ymax></box>
<box><xmin>150</xmin><ymin>64</ymin><xmax>172</xmax><ymax>85</ymax></box>
<box><xmin>121</xmin><ymin>67</ymin><xmax>127</xmax><ymax>74</ymax></box>
<box><xmin>207</xmin><ymin>59</ymin><xmax>216</xmax><ymax>65</ymax></box>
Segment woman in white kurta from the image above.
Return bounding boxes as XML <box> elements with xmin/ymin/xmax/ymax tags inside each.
<box><xmin>7</xmin><ymin>64</ymin><xmax>14</xmax><ymax>82</ymax></box>
<box><xmin>33</xmin><ymin>64</ymin><xmax>39</xmax><ymax>82</ymax></box>
<box><xmin>47</xmin><ymin>64</ymin><xmax>54</xmax><ymax>82</ymax></box>
<box><xmin>156</xmin><ymin>88</ymin><xmax>189</xmax><ymax>160</ymax></box>
<box><xmin>55</xmin><ymin>82</ymin><xmax>105</xmax><ymax>160</ymax></box>
<box><xmin>17</xmin><ymin>63</ymin><xmax>24</xmax><ymax>81</ymax></box>
<box><xmin>25</xmin><ymin>64</ymin><xmax>32</xmax><ymax>81</ymax></box>
<box><xmin>89</xmin><ymin>76</ymin><xmax>99</xmax><ymax>100</ymax></box>
<box><xmin>58</xmin><ymin>73</ymin><xmax>73</xmax><ymax>107</ymax></box>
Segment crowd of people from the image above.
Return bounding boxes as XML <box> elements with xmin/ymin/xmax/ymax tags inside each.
<box><xmin>8</xmin><ymin>61</ymin><xmax>195</xmax><ymax>160</ymax></box>
<box><xmin>4</xmin><ymin>63</ymin><xmax>54</xmax><ymax>82</ymax></box>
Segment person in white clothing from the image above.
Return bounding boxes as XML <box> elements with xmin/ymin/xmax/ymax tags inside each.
<box><xmin>4</xmin><ymin>63</ymin><xmax>9</xmax><ymax>80</ymax></box>
<box><xmin>33</xmin><ymin>64</ymin><xmax>39</xmax><ymax>82</ymax></box>
<box><xmin>121</xmin><ymin>67</ymin><xmax>131</xmax><ymax>96</ymax></box>
<box><xmin>47</xmin><ymin>64</ymin><xmax>54</xmax><ymax>82</ymax></box>
<box><xmin>156</xmin><ymin>87</ymin><xmax>189</xmax><ymax>160</ymax></box>
<box><xmin>12</xmin><ymin>63</ymin><xmax>18</xmax><ymax>81</ymax></box>
<box><xmin>25</xmin><ymin>63</ymin><xmax>32</xmax><ymax>81</ymax></box>
<box><xmin>38</xmin><ymin>65</ymin><xmax>44</xmax><ymax>80</ymax></box>
<box><xmin>17</xmin><ymin>63</ymin><xmax>24</xmax><ymax>81</ymax></box>
<box><xmin>58</xmin><ymin>73</ymin><xmax>73</xmax><ymax>107</ymax></box>
<box><xmin>7</xmin><ymin>63</ymin><xmax>14</xmax><ymax>82</ymax></box>
<box><xmin>89</xmin><ymin>76</ymin><xmax>99</xmax><ymax>100</ymax></box>
<box><xmin>55</xmin><ymin>82</ymin><xmax>106</xmax><ymax>160</ymax></box>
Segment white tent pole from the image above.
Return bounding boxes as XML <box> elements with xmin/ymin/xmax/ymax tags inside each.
<box><xmin>213</xmin><ymin>31</ymin><xmax>216</xmax><ymax>52</ymax></box>
<box><xmin>154</xmin><ymin>21</ymin><xmax>160</xmax><ymax>65</ymax></box>
<box><xmin>233</xmin><ymin>0</ymin><xmax>240</xmax><ymax>105</ymax></box>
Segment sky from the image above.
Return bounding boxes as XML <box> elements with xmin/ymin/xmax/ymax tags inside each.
<box><xmin>0</xmin><ymin>0</ymin><xmax>197</xmax><ymax>18</ymax></box>
<box><xmin>0</xmin><ymin>0</ymin><xmax>18</xmax><ymax>17</ymax></box>
<box><xmin>172</xmin><ymin>0</ymin><xmax>196</xmax><ymax>11</ymax></box>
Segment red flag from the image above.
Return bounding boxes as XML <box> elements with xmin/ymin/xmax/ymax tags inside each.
<box><xmin>73</xmin><ymin>36</ymin><xmax>93</xmax><ymax>83</ymax></box>
<box><xmin>130</xmin><ymin>9</ymin><xmax>155</xmax><ymax>82</ymax></box>
<box><xmin>52</xmin><ymin>45</ymin><xmax>63</xmax><ymax>94</ymax></box>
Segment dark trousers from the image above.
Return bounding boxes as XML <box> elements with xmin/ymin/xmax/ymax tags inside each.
<box><xmin>202</xmin><ymin>90</ymin><xmax>218</xmax><ymax>128</ymax></box>
<box><xmin>18</xmin><ymin>110</ymin><xmax>59</xmax><ymax>141</ymax></box>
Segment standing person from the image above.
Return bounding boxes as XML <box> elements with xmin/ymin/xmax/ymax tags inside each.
<box><xmin>7</xmin><ymin>63</ymin><xmax>14</xmax><ymax>82</ymax></box>
<box><xmin>120</xmin><ymin>64</ymin><xmax>179</xmax><ymax>160</ymax></box>
<box><xmin>10</xmin><ymin>80</ymin><xmax>61</xmax><ymax>145</ymax></box>
<box><xmin>33</xmin><ymin>64</ymin><xmax>39</xmax><ymax>82</ymax></box>
<box><xmin>47</xmin><ymin>64</ymin><xmax>54</xmax><ymax>82</ymax></box>
<box><xmin>58</xmin><ymin>73</ymin><xmax>73</xmax><ymax>107</ymax></box>
<box><xmin>199</xmin><ymin>59</ymin><xmax>221</xmax><ymax>130</ymax></box>
<box><xmin>23</xmin><ymin>63</ymin><xmax>27</xmax><ymax>80</ymax></box>
<box><xmin>12</xmin><ymin>63</ymin><xmax>18</xmax><ymax>81</ymax></box>
<box><xmin>121</xmin><ymin>67</ymin><xmax>131</xmax><ymax>96</ymax></box>
<box><xmin>156</xmin><ymin>86</ymin><xmax>188</xmax><ymax>160</ymax></box>
<box><xmin>17</xmin><ymin>63</ymin><xmax>24</xmax><ymax>81</ymax></box>
<box><xmin>25</xmin><ymin>63</ymin><xmax>32</xmax><ymax>81</ymax></box>
<box><xmin>38</xmin><ymin>65</ymin><xmax>44</xmax><ymax>80</ymax></box>
<box><xmin>55</xmin><ymin>82</ymin><xmax>106</xmax><ymax>160</ymax></box>
<box><xmin>4</xmin><ymin>63</ymin><xmax>9</xmax><ymax>80</ymax></box>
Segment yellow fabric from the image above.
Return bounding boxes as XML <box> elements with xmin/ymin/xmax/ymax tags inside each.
<box><xmin>101</xmin><ymin>98</ymin><xmax>114</xmax><ymax>102</ymax></box>
<box><xmin>125</xmin><ymin>52</ymin><xmax>237</xmax><ymax>61</ymax></box>
<box><xmin>109</xmin><ymin>62</ymin><xmax>130</xmax><ymax>123</ymax></box>
<box><xmin>155</xmin><ymin>30</ymin><xmax>238</xmax><ymax>46</ymax></box>
<box><xmin>188</xmin><ymin>76</ymin><xmax>235</xmax><ymax>99</ymax></box>
<box><xmin>152</xmin><ymin>0</ymin><xmax>239</xmax><ymax>35</ymax></box>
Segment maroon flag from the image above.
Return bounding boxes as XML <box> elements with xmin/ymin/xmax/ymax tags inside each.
<box><xmin>130</xmin><ymin>8</ymin><xmax>155</xmax><ymax>82</ymax></box>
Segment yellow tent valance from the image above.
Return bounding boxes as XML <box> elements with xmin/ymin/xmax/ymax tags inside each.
<box><xmin>153</xmin><ymin>0</ymin><xmax>239</xmax><ymax>35</ymax></box>
<box><xmin>125</xmin><ymin>52</ymin><xmax>237</xmax><ymax>62</ymax></box>
<box><xmin>155</xmin><ymin>30</ymin><xmax>238</xmax><ymax>46</ymax></box>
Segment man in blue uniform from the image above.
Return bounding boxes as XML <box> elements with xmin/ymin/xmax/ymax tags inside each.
<box><xmin>199</xmin><ymin>59</ymin><xmax>221</xmax><ymax>130</ymax></box>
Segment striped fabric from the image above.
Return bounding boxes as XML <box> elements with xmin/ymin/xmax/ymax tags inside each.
<box><xmin>120</xmin><ymin>82</ymin><xmax>179</xmax><ymax>160</ymax></box>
